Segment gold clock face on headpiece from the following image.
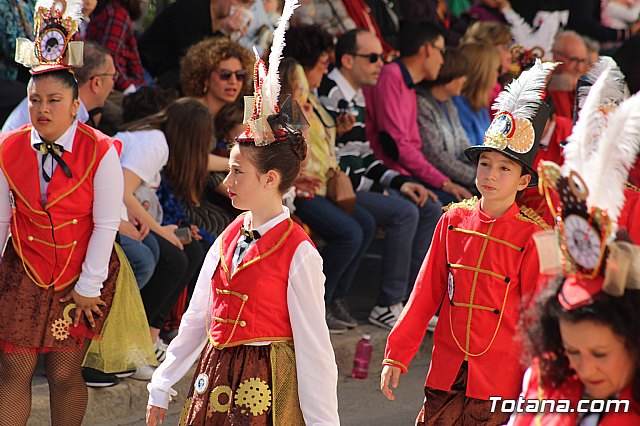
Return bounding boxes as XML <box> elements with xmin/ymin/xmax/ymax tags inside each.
<box><xmin>39</xmin><ymin>27</ymin><xmax>67</xmax><ymax>62</ymax></box>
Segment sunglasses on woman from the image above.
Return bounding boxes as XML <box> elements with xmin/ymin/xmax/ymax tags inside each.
<box><xmin>216</xmin><ymin>69</ymin><xmax>247</xmax><ymax>82</ymax></box>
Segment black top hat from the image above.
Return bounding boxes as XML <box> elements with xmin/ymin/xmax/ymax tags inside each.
<box><xmin>465</xmin><ymin>60</ymin><xmax>557</xmax><ymax>188</ymax></box>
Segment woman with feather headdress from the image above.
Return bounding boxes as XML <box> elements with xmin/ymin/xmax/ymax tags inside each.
<box><xmin>146</xmin><ymin>1</ymin><xmax>339</xmax><ymax>425</ymax></box>
<box><xmin>0</xmin><ymin>0</ymin><xmax>149</xmax><ymax>423</ymax></box>
<box><xmin>509</xmin><ymin>67</ymin><xmax>640</xmax><ymax>426</ymax></box>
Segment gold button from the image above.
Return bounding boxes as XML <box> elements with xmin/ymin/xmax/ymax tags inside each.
<box><xmin>73</xmin><ymin>241</ymin><xmax>77</xmax><ymax>245</ymax></box>
<box><xmin>241</xmin><ymin>294</ymin><xmax>248</xmax><ymax>301</ymax></box>
<box><xmin>28</xmin><ymin>236</ymin><xmax>34</xmax><ymax>241</ymax></box>
<box><xmin>239</xmin><ymin>321</ymin><xmax>246</xmax><ymax>327</ymax></box>
<box><xmin>72</xmin><ymin>219</ymin><xmax>78</xmax><ymax>224</ymax></box>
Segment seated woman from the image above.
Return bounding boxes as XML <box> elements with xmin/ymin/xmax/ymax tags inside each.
<box><xmin>452</xmin><ymin>42</ymin><xmax>500</xmax><ymax>146</ymax></box>
<box><xmin>115</xmin><ymin>98</ymin><xmax>207</xmax><ymax>357</ymax></box>
<box><xmin>417</xmin><ymin>47</ymin><xmax>477</xmax><ymax>194</ymax></box>
<box><xmin>282</xmin><ymin>28</ymin><xmax>376</xmax><ymax>334</ymax></box>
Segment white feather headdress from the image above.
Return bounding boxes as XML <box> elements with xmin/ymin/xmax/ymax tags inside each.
<box><xmin>503</xmin><ymin>8</ymin><xmax>561</xmax><ymax>60</ymax></box>
<box><xmin>240</xmin><ymin>0</ymin><xmax>299</xmax><ymax>145</ymax></box>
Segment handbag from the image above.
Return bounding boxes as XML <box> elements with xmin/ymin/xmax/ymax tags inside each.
<box><xmin>325</xmin><ymin>168</ymin><xmax>356</xmax><ymax>215</ymax></box>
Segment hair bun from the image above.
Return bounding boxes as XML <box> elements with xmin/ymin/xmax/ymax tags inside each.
<box><xmin>288</xmin><ymin>132</ymin><xmax>307</xmax><ymax>162</ymax></box>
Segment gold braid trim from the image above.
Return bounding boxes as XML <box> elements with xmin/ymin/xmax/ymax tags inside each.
<box><xmin>517</xmin><ymin>206</ymin><xmax>551</xmax><ymax>231</ymax></box>
<box><xmin>625</xmin><ymin>182</ymin><xmax>640</xmax><ymax>193</ymax></box>
<box><xmin>443</xmin><ymin>196</ymin><xmax>479</xmax><ymax>213</ymax></box>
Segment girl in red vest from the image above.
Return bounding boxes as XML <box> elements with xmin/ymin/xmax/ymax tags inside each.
<box><xmin>146</xmin><ymin>1</ymin><xmax>338</xmax><ymax>424</ymax></box>
<box><xmin>0</xmin><ymin>57</ymin><xmax>124</xmax><ymax>426</ymax></box>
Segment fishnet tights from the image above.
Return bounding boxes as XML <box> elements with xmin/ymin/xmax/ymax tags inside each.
<box><xmin>0</xmin><ymin>341</ymin><xmax>90</xmax><ymax>426</ymax></box>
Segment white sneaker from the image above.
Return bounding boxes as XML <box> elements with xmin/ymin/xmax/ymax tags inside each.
<box><xmin>368</xmin><ymin>303</ymin><xmax>404</xmax><ymax>330</ymax></box>
<box><xmin>427</xmin><ymin>315</ymin><xmax>438</xmax><ymax>332</ymax></box>
<box><xmin>154</xmin><ymin>339</ymin><xmax>168</xmax><ymax>362</ymax></box>
<box><xmin>131</xmin><ymin>364</ymin><xmax>156</xmax><ymax>381</ymax></box>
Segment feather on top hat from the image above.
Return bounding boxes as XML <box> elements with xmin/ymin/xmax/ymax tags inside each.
<box><xmin>15</xmin><ymin>0</ymin><xmax>84</xmax><ymax>74</ymax></box>
<box><xmin>465</xmin><ymin>59</ymin><xmax>558</xmax><ymax>187</ymax></box>
<box><xmin>236</xmin><ymin>0</ymin><xmax>307</xmax><ymax>146</ymax></box>
<box><xmin>535</xmin><ymin>62</ymin><xmax>640</xmax><ymax>310</ymax></box>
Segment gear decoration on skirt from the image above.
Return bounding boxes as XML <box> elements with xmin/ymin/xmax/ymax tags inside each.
<box><xmin>234</xmin><ymin>377</ymin><xmax>272</xmax><ymax>416</ymax></box>
<box><xmin>207</xmin><ymin>385</ymin><xmax>233</xmax><ymax>417</ymax></box>
<box><xmin>178</xmin><ymin>397</ymin><xmax>192</xmax><ymax>426</ymax></box>
<box><xmin>51</xmin><ymin>302</ymin><xmax>76</xmax><ymax>340</ymax></box>
<box><xmin>51</xmin><ymin>318</ymin><xmax>70</xmax><ymax>340</ymax></box>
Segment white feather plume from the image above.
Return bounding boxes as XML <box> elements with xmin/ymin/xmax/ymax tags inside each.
<box><xmin>562</xmin><ymin>65</ymin><xmax>613</xmax><ymax>177</ymax></box>
<box><xmin>263</xmin><ymin>0</ymin><xmax>299</xmax><ymax>116</ymax></box>
<box><xmin>36</xmin><ymin>0</ymin><xmax>84</xmax><ymax>22</ymax></box>
<box><xmin>576</xmin><ymin>57</ymin><xmax>625</xmax><ymax>113</ymax></box>
<box><xmin>584</xmin><ymin>91</ymin><xmax>640</xmax><ymax>227</ymax></box>
<box><xmin>503</xmin><ymin>8</ymin><xmax>561</xmax><ymax>60</ymax></box>
<box><xmin>492</xmin><ymin>59</ymin><xmax>558</xmax><ymax>119</ymax></box>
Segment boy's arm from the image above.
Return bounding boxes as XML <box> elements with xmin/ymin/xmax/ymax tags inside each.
<box><xmin>383</xmin><ymin>215</ymin><xmax>449</xmax><ymax>373</ymax></box>
<box><xmin>520</xmin><ymin>235</ymin><xmax>545</xmax><ymax>312</ymax></box>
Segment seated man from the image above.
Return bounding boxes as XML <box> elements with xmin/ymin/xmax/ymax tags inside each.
<box><xmin>318</xmin><ymin>29</ymin><xmax>442</xmax><ymax>329</ymax></box>
<box><xmin>363</xmin><ymin>21</ymin><xmax>472</xmax><ymax>207</ymax></box>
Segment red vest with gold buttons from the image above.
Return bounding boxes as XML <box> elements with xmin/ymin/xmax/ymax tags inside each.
<box><xmin>208</xmin><ymin>214</ymin><xmax>312</xmax><ymax>348</ymax></box>
<box><xmin>0</xmin><ymin>123</ymin><xmax>116</xmax><ymax>291</ymax></box>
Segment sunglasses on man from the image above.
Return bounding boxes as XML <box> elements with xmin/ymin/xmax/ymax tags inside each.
<box><xmin>349</xmin><ymin>52</ymin><xmax>385</xmax><ymax>64</ymax></box>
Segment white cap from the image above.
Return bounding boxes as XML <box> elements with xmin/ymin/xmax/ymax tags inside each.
<box><xmin>362</xmin><ymin>333</ymin><xmax>371</xmax><ymax>340</ymax></box>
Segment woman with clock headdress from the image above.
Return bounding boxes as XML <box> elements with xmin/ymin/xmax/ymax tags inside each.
<box><xmin>0</xmin><ymin>0</ymin><xmax>129</xmax><ymax>424</ymax></box>
<box><xmin>509</xmin><ymin>66</ymin><xmax>640</xmax><ymax>426</ymax></box>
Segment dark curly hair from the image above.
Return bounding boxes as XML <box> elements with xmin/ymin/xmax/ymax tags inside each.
<box><xmin>524</xmin><ymin>279</ymin><xmax>640</xmax><ymax>404</ymax></box>
<box><xmin>180</xmin><ymin>37</ymin><xmax>254</xmax><ymax>97</ymax></box>
<box><xmin>283</xmin><ymin>24</ymin><xmax>334</xmax><ymax>70</ymax></box>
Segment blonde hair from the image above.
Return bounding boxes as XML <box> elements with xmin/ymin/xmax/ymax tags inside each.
<box><xmin>461</xmin><ymin>21</ymin><xmax>512</xmax><ymax>47</ymax></box>
<box><xmin>459</xmin><ymin>43</ymin><xmax>500</xmax><ymax>111</ymax></box>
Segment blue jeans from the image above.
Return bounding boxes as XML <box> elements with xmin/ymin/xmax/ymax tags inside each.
<box><xmin>356</xmin><ymin>191</ymin><xmax>418</xmax><ymax>306</ymax></box>
<box><xmin>119</xmin><ymin>233</ymin><xmax>160</xmax><ymax>289</ymax></box>
<box><xmin>294</xmin><ymin>195</ymin><xmax>375</xmax><ymax>303</ymax></box>
<box><xmin>387</xmin><ymin>189</ymin><xmax>442</xmax><ymax>295</ymax></box>
<box><xmin>358</xmin><ymin>189</ymin><xmax>442</xmax><ymax>305</ymax></box>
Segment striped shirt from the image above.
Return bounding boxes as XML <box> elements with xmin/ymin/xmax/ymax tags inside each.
<box><xmin>318</xmin><ymin>68</ymin><xmax>410</xmax><ymax>193</ymax></box>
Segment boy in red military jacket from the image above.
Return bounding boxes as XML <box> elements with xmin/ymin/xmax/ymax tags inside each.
<box><xmin>380</xmin><ymin>60</ymin><xmax>557</xmax><ymax>426</ymax></box>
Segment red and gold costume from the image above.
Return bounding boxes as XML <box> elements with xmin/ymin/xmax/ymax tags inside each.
<box><xmin>511</xmin><ymin>361</ymin><xmax>640</xmax><ymax>426</ymax></box>
<box><xmin>208</xmin><ymin>215</ymin><xmax>308</xmax><ymax>348</ymax></box>
<box><xmin>384</xmin><ymin>198</ymin><xmax>548</xmax><ymax>418</ymax></box>
<box><xmin>0</xmin><ymin>123</ymin><xmax>119</xmax><ymax>352</ymax></box>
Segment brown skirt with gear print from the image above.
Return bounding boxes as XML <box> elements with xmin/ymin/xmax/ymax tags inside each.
<box><xmin>0</xmin><ymin>242</ymin><xmax>119</xmax><ymax>353</ymax></box>
<box><xmin>180</xmin><ymin>340</ymin><xmax>305</xmax><ymax>426</ymax></box>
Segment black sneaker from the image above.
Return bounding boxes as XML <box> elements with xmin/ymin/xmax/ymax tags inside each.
<box><xmin>326</xmin><ymin>310</ymin><xmax>349</xmax><ymax>335</ymax></box>
<box><xmin>82</xmin><ymin>367</ymin><xmax>120</xmax><ymax>388</ymax></box>
<box><xmin>331</xmin><ymin>298</ymin><xmax>358</xmax><ymax>328</ymax></box>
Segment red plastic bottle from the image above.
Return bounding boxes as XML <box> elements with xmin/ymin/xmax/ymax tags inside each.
<box><xmin>351</xmin><ymin>333</ymin><xmax>373</xmax><ymax>379</ymax></box>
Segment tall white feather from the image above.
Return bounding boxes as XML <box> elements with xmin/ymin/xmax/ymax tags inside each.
<box><xmin>562</xmin><ymin>66</ymin><xmax>612</xmax><ymax>177</ymax></box>
<box><xmin>263</xmin><ymin>0</ymin><xmax>299</xmax><ymax>116</ymax></box>
<box><xmin>585</xmin><ymin>92</ymin><xmax>640</xmax><ymax>228</ymax></box>
<box><xmin>492</xmin><ymin>59</ymin><xmax>558</xmax><ymax>119</ymax></box>
<box><xmin>576</xmin><ymin>57</ymin><xmax>625</xmax><ymax>113</ymax></box>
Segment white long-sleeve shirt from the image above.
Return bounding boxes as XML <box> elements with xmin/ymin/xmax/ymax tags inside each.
<box><xmin>0</xmin><ymin>121</ymin><xmax>123</xmax><ymax>297</ymax></box>
<box><xmin>148</xmin><ymin>208</ymin><xmax>340</xmax><ymax>425</ymax></box>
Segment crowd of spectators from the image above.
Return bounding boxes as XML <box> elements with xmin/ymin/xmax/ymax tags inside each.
<box><xmin>2</xmin><ymin>0</ymin><xmax>640</xmax><ymax>387</ymax></box>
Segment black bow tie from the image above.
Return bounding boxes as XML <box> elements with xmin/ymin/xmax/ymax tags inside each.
<box><xmin>33</xmin><ymin>141</ymin><xmax>72</xmax><ymax>182</ymax></box>
<box><xmin>240</xmin><ymin>226</ymin><xmax>261</xmax><ymax>241</ymax></box>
